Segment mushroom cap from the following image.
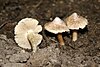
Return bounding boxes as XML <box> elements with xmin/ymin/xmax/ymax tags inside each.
<box><xmin>66</xmin><ymin>13</ymin><xmax>88</xmax><ymax>30</ymax></box>
<box><xmin>44</xmin><ymin>17</ymin><xmax>69</xmax><ymax>34</ymax></box>
<box><xmin>14</xmin><ymin>18</ymin><xmax>42</xmax><ymax>49</ymax></box>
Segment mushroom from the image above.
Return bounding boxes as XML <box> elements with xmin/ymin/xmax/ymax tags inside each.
<box><xmin>14</xmin><ymin>18</ymin><xmax>42</xmax><ymax>52</ymax></box>
<box><xmin>65</xmin><ymin>13</ymin><xmax>88</xmax><ymax>41</ymax></box>
<box><xmin>44</xmin><ymin>17</ymin><xmax>69</xmax><ymax>46</ymax></box>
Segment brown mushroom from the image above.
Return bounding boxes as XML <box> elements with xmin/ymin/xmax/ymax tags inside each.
<box><xmin>14</xmin><ymin>18</ymin><xmax>42</xmax><ymax>52</ymax></box>
<box><xmin>65</xmin><ymin>13</ymin><xmax>88</xmax><ymax>41</ymax></box>
<box><xmin>45</xmin><ymin>17</ymin><xmax>69</xmax><ymax>46</ymax></box>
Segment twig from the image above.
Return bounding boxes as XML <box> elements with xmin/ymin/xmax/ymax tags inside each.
<box><xmin>0</xmin><ymin>22</ymin><xmax>7</xmax><ymax>29</ymax></box>
<box><xmin>32</xmin><ymin>0</ymin><xmax>43</xmax><ymax>8</ymax></box>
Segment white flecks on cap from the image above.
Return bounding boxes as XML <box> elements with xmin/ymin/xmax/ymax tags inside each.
<box><xmin>45</xmin><ymin>17</ymin><xmax>69</xmax><ymax>34</ymax></box>
<box><xmin>52</xmin><ymin>17</ymin><xmax>64</xmax><ymax>24</ymax></box>
<box><xmin>66</xmin><ymin>13</ymin><xmax>88</xmax><ymax>30</ymax></box>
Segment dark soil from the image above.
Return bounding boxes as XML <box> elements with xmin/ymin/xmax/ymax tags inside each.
<box><xmin>0</xmin><ymin>0</ymin><xmax>100</xmax><ymax>67</ymax></box>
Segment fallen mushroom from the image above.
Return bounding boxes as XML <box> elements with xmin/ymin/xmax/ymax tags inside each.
<box><xmin>14</xmin><ymin>18</ymin><xmax>42</xmax><ymax>52</ymax></box>
<box><xmin>65</xmin><ymin>13</ymin><xmax>88</xmax><ymax>41</ymax></box>
<box><xmin>44</xmin><ymin>17</ymin><xmax>69</xmax><ymax>46</ymax></box>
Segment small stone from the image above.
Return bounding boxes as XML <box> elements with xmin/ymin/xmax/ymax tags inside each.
<box><xmin>98</xmin><ymin>0</ymin><xmax>100</xmax><ymax>2</ymax></box>
<box><xmin>0</xmin><ymin>59</ymin><xmax>3</xmax><ymax>62</ymax></box>
<box><xmin>70</xmin><ymin>0</ymin><xmax>74</xmax><ymax>2</ymax></box>
<box><xmin>20</xmin><ymin>50</ymin><xmax>26</xmax><ymax>53</ymax></box>
<box><xmin>59</xmin><ymin>1</ymin><xmax>64</xmax><ymax>4</ymax></box>
<box><xmin>6</xmin><ymin>55</ymin><xmax>11</xmax><ymax>59</ymax></box>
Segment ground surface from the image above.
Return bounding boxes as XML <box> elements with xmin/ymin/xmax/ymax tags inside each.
<box><xmin>0</xmin><ymin>0</ymin><xmax>100</xmax><ymax>67</ymax></box>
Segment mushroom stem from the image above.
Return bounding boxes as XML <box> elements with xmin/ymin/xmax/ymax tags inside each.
<box><xmin>27</xmin><ymin>31</ymin><xmax>37</xmax><ymax>52</ymax></box>
<box><xmin>57</xmin><ymin>33</ymin><xmax>65</xmax><ymax>46</ymax></box>
<box><xmin>72</xmin><ymin>30</ymin><xmax>77</xmax><ymax>41</ymax></box>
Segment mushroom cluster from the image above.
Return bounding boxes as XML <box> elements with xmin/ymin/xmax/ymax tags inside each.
<box><xmin>14</xmin><ymin>12</ymin><xmax>88</xmax><ymax>50</ymax></box>
<box><xmin>44</xmin><ymin>13</ymin><xmax>88</xmax><ymax>46</ymax></box>
<box><xmin>14</xmin><ymin>18</ymin><xmax>42</xmax><ymax>52</ymax></box>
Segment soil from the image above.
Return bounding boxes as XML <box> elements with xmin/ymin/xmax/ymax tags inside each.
<box><xmin>0</xmin><ymin>0</ymin><xmax>100</xmax><ymax>67</ymax></box>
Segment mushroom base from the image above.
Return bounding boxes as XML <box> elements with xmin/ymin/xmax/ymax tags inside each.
<box><xmin>72</xmin><ymin>30</ymin><xmax>78</xmax><ymax>41</ymax></box>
